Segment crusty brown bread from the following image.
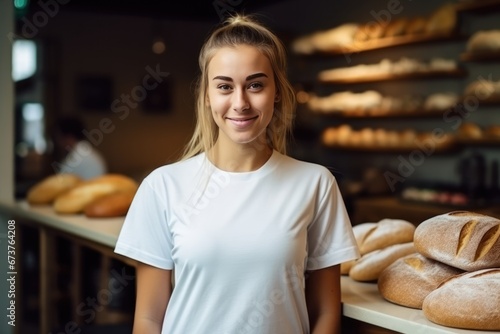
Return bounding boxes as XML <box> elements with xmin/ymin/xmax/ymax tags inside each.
<box><xmin>341</xmin><ymin>222</ymin><xmax>377</xmax><ymax>274</ymax></box>
<box><xmin>349</xmin><ymin>242</ymin><xmax>415</xmax><ymax>282</ymax></box>
<box><xmin>414</xmin><ymin>211</ymin><xmax>500</xmax><ymax>271</ymax></box>
<box><xmin>53</xmin><ymin>174</ymin><xmax>138</xmax><ymax>214</ymax></box>
<box><xmin>84</xmin><ymin>191</ymin><xmax>136</xmax><ymax>218</ymax></box>
<box><xmin>378</xmin><ymin>253</ymin><xmax>463</xmax><ymax>309</ymax></box>
<box><xmin>358</xmin><ymin>218</ymin><xmax>415</xmax><ymax>255</ymax></box>
<box><xmin>422</xmin><ymin>268</ymin><xmax>500</xmax><ymax>330</ymax></box>
<box><xmin>27</xmin><ymin>173</ymin><xmax>82</xmax><ymax>205</ymax></box>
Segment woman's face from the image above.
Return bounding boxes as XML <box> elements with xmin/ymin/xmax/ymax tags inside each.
<box><xmin>207</xmin><ymin>44</ymin><xmax>276</xmax><ymax>149</ymax></box>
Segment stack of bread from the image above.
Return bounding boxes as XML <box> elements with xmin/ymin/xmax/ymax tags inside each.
<box><xmin>378</xmin><ymin>211</ymin><xmax>500</xmax><ymax>330</ymax></box>
<box><xmin>318</xmin><ymin>57</ymin><xmax>458</xmax><ymax>82</ymax></box>
<box><xmin>466</xmin><ymin>30</ymin><xmax>500</xmax><ymax>56</ymax></box>
<box><xmin>464</xmin><ymin>79</ymin><xmax>500</xmax><ymax>103</ymax></box>
<box><xmin>26</xmin><ymin>173</ymin><xmax>138</xmax><ymax>218</ymax></box>
<box><xmin>341</xmin><ymin>219</ymin><xmax>416</xmax><ymax>282</ymax></box>
<box><xmin>322</xmin><ymin>125</ymin><xmax>455</xmax><ymax>151</ymax></box>
<box><xmin>291</xmin><ymin>4</ymin><xmax>457</xmax><ymax>54</ymax></box>
<box><xmin>307</xmin><ymin>90</ymin><xmax>458</xmax><ymax>115</ymax></box>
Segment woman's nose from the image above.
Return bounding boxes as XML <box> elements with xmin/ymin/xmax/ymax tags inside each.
<box><xmin>232</xmin><ymin>89</ymin><xmax>249</xmax><ymax>112</ymax></box>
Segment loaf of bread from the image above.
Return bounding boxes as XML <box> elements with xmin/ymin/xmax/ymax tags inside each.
<box><xmin>84</xmin><ymin>191</ymin><xmax>136</xmax><ymax>218</ymax></box>
<box><xmin>27</xmin><ymin>173</ymin><xmax>82</xmax><ymax>205</ymax></box>
<box><xmin>341</xmin><ymin>222</ymin><xmax>377</xmax><ymax>274</ymax></box>
<box><xmin>405</xmin><ymin>16</ymin><xmax>427</xmax><ymax>35</ymax></box>
<box><xmin>378</xmin><ymin>253</ymin><xmax>463</xmax><ymax>309</ymax></box>
<box><xmin>422</xmin><ymin>268</ymin><xmax>500</xmax><ymax>330</ymax></box>
<box><xmin>383</xmin><ymin>18</ymin><xmax>408</xmax><ymax>38</ymax></box>
<box><xmin>349</xmin><ymin>242</ymin><xmax>415</xmax><ymax>282</ymax></box>
<box><xmin>414</xmin><ymin>211</ymin><xmax>500</xmax><ymax>271</ymax></box>
<box><xmin>458</xmin><ymin>122</ymin><xmax>482</xmax><ymax>139</ymax></box>
<box><xmin>425</xmin><ymin>3</ymin><xmax>457</xmax><ymax>34</ymax></box>
<box><xmin>466</xmin><ymin>30</ymin><xmax>500</xmax><ymax>54</ymax></box>
<box><xmin>358</xmin><ymin>218</ymin><xmax>415</xmax><ymax>254</ymax></box>
<box><xmin>53</xmin><ymin>174</ymin><xmax>138</xmax><ymax>214</ymax></box>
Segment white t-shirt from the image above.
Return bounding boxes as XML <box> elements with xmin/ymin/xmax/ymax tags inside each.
<box><xmin>115</xmin><ymin>150</ymin><xmax>359</xmax><ymax>334</ymax></box>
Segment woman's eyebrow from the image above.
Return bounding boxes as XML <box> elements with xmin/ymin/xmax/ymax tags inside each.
<box><xmin>212</xmin><ymin>73</ymin><xmax>268</xmax><ymax>81</ymax></box>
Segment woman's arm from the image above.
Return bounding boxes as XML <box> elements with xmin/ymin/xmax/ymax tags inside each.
<box><xmin>133</xmin><ymin>263</ymin><xmax>172</xmax><ymax>334</ymax></box>
<box><xmin>305</xmin><ymin>264</ymin><xmax>341</xmax><ymax>334</ymax></box>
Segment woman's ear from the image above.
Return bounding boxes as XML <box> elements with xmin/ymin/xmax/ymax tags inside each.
<box><xmin>274</xmin><ymin>93</ymin><xmax>281</xmax><ymax>103</ymax></box>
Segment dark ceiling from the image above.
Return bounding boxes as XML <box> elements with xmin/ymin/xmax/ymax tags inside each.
<box><xmin>25</xmin><ymin>0</ymin><xmax>288</xmax><ymax>22</ymax></box>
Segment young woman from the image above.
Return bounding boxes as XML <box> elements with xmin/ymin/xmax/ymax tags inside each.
<box><xmin>115</xmin><ymin>15</ymin><xmax>360</xmax><ymax>334</ymax></box>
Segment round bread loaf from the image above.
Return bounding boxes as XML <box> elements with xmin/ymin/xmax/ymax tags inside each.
<box><xmin>53</xmin><ymin>174</ymin><xmax>138</xmax><ymax>214</ymax></box>
<box><xmin>84</xmin><ymin>191</ymin><xmax>136</xmax><ymax>218</ymax></box>
<box><xmin>27</xmin><ymin>173</ymin><xmax>82</xmax><ymax>205</ymax></box>
<box><xmin>378</xmin><ymin>253</ymin><xmax>463</xmax><ymax>309</ymax></box>
<box><xmin>358</xmin><ymin>218</ymin><xmax>415</xmax><ymax>255</ymax></box>
<box><xmin>349</xmin><ymin>242</ymin><xmax>415</xmax><ymax>282</ymax></box>
<box><xmin>422</xmin><ymin>268</ymin><xmax>500</xmax><ymax>330</ymax></box>
<box><xmin>425</xmin><ymin>3</ymin><xmax>457</xmax><ymax>34</ymax></box>
<box><xmin>414</xmin><ymin>211</ymin><xmax>500</xmax><ymax>271</ymax></box>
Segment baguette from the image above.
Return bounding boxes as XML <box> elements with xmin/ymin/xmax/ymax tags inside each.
<box><xmin>341</xmin><ymin>222</ymin><xmax>377</xmax><ymax>274</ymax></box>
<box><xmin>349</xmin><ymin>242</ymin><xmax>415</xmax><ymax>282</ymax></box>
<box><xmin>84</xmin><ymin>191</ymin><xmax>135</xmax><ymax>218</ymax></box>
<box><xmin>378</xmin><ymin>253</ymin><xmax>463</xmax><ymax>309</ymax></box>
<box><xmin>358</xmin><ymin>218</ymin><xmax>415</xmax><ymax>255</ymax></box>
<box><xmin>422</xmin><ymin>268</ymin><xmax>500</xmax><ymax>330</ymax></box>
<box><xmin>414</xmin><ymin>211</ymin><xmax>500</xmax><ymax>271</ymax></box>
<box><xmin>53</xmin><ymin>174</ymin><xmax>138</xmax><ymax>214</ymax></box>
<box><xmin>27</xmin><ymin>173</ymin><xmax>82</xmax><ymax>205</ymax></box>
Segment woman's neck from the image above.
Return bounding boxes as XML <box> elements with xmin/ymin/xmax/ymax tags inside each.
<box><xmin>208</xmin><ymin>139</ymin><xmax>273</xmax><ymax>173</ymax></box>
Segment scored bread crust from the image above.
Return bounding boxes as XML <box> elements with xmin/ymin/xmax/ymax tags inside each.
<box><xmin>378</xmin><ymin>253</ymin><xmax>463</xmax><ymax>309</ymax></box>
<box><xmin>349</xmin><ymin>242</ymin><xmax>415</xmax><ymax>282</ymax></box>
<box><xmin>414</xmin><ymin>211</ymin><xmax>500</xmax><ymax>271</ymax></box>
<box><xmin>53</xmin><ymin>174</ymin><xmax>138</xmax><ymax>214</ymax></box>
<box><xmin>422</xmin><ymin>268</ymin><xmax>500</xmax><ymax>330</ymax></box>
<box><xmin>359</xmin><ymin>218</ymin><xmax>415</xmax><ymax>255</ymax></box>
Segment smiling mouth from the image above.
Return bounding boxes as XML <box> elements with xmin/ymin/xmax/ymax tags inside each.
<box><xmin>226</xmin><ymin>116</ymin><xmax>258</xmax><ymax>122</ymax></box>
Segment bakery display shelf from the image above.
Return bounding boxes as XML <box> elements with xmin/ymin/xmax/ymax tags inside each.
<box><xmin>341</xmin><ymin>276</ymin><xmax>496</xmax><ymax>334</ymax></box>
<box><xmin>319</xmin><ymin>68</ymin><xmax>467</xmax><ymax>85</ymax></box>
<box><xmin>321</xmin><ymin>142</ymin><xmax>460</xmax><ymax>154</ymax></box>
<box><xmin>310</xmin><ymin>108</ymin><xmax>452</xmax><ymax>119</ymax></box>
<box><xmin>455</xmin><ymin>0</ymin><xmax>500</xmax><ymax>13</ymax></box>
<box><xmin>461</xmin><ymin>50</ymin><xmax>500</xmax><ymax>62</ymax></box>
<box><xmin>456</xmin><ymin>136</ymin><xmax>500</xmax><ymax>146</ymax></box>
<box><xmin>309</xmin><ymin>32</ymin><xmax>464</xmax><ymax>56</ymax></box>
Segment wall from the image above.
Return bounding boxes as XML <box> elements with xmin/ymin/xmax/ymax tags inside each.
<box><xmin>27</xmin><ymin>12</ymin><xmax>215</xmax><ymax>179</ymax></box>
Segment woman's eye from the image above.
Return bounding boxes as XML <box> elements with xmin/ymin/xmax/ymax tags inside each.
<box><xmin>248</xmin><ymin>82</ymin><xmax>263</xmax><ymax>90</ymax></box>
<box><xmin>217</xmin><ymin>84</ymin><xmax>232</xmax><ymax>91</ymax></box>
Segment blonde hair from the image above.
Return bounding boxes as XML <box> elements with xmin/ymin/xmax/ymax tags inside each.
<box><xmin>180</xmin><ymin>14</ymin><xmax>296</xmax><ymax>160</ymax></box>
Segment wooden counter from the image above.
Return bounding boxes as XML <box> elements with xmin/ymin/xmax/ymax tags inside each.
<box><xmin>0</xmin><ymin>200</ymin><xmax>495</xmax><ymax>334</ymax></box>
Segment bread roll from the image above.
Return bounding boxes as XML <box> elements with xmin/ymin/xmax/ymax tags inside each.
<box><xmin>414</xmin><ymin>211</ymin><xmax>500</xmax><ymax>271</ymax></box>
<box><xmin>422</xmin><ymin>268</ymin><xmax>500</xmax><ymax>330</ymax></box>
<box><xmin>84</xmin><ymin>191</ymin><xmax>135</xmax><ymax>218</ymax></box>
<box><xmin>466</xmin><ymin>30</ymin><xmax>500</xmax><ymax>54</ymax></box>
<box><xmin>358</xmin><ymin>218</ymin><xmax>415</xmax><ymax>254</ymax></box>
<box><xmin>425</xmin><ymin>3</ymin><xmax>457</xmax><ymax>34</ymax></box>
<box><xmin>383</xmin><ymin>18</ymin><xmax>408</xmax><ymax>38</ymax></box>
<box><xmin>349</xmin><ymin>242</ymin><xmax>415</xmax><ymax>282</ymax></box>
<box><xmin>378</xmin><ymin>253</ymin><xmax>463</xmax><ymax>309</ymax></box>
<box><xmin>405</xmin><ymin>16</ymin><xmax>427</xmax><ymax>35</ymax></box>
<box><xmin>458</xmin><ymin>122</ymin><xmax>482</xmax><ymax>139</ymax></box>
<box><xmin>27</xmin><ymin>173</ymin><xmax>82</xmax><ymax>205</ymax></box>
<box><xmin>341</xmin><ymin>222</ymin><xmax>377</xmax><ymax>274</ymax></box>
<box><xmin>53</xmin><ymin>174</ymin><xmax>138</xmax><ymax>214</ymax></box>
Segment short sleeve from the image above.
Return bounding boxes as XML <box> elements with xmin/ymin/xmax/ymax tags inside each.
<box><xmin>306</xmin><ymin>174</ymin><xmax>360</xmax><ymax>271</ymax></box>
<box><xmin>114</xmin><ymin>176</ymin><xmax>174</xmax><ymax>270</ymax></box>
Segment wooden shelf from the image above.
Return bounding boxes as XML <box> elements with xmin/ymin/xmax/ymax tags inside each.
<box><xmin>319</xmin><ymin>68</ymin><xmax>467</xmax><ymax>84</ymax></box>
<box><xmin>310</xmin><ymin>108</ymin><xmax>453</xmax><ymax>119</ymax></box>
<box><xmin>311</xmin><ymin>32</ymin><xmax>464</xmax><ymax>56</ymax></box>
<box><xmin>455</xmin><ymin>0</ymin><xmax>500</xmax><ymax>13</ymax></box>
<box><xmin>461</xmin><ymin>50</ymin><xmax>500</xmax><ymax>62</ymax></box>
<box><xmin>321</xmin><ymin>141</ymin><xmax>459</xmax><ymax>153</ymax></box>
<box><xmin>456</xmin><ymin>137</ymin><xmax>500</xmax><ymax>146</ymax></box>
